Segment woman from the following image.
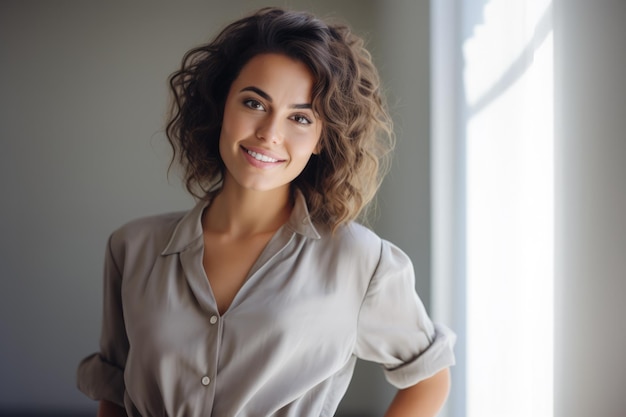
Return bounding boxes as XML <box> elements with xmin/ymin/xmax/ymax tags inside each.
<box><xmin>77</xmin><ymin>7</ymin><xmax>455</xmax><ymax>417</ymax></box>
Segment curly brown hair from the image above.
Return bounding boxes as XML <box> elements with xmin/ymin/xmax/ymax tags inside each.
<box><xmin>166</xmin><ymin>7</ymin><xmax>394</xmax><ymax>231</ymax></box>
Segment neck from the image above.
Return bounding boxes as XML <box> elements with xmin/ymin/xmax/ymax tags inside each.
<box><xmin>203</xmin><ymin>179</ymin><xmax>293</xmax><ymax>238</ymax></box>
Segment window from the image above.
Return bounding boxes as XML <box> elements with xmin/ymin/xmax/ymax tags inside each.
<box><xmin>432</xmin><ymin>1</ymin><xmax>554</xmax><ymax>416</ymax></box>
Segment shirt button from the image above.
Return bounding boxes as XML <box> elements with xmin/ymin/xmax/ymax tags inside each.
<box><xmin>201</xmin><ymin>376</ymin><xmax>211</xmax><ymax>386</ymax></box>
<box><xmin>209</xmin><ymin>315</ymin><xmax>218</xmax><ymax>325</ymax></box>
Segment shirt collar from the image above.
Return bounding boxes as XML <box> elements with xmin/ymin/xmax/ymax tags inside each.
<box><xmin>161</xmin><ymin>189</ymin><xmax>321</xmax><ymax>255</ymax></box>
<box><xmin>286</xmin><ymin>189</ymin><xmax>321</xmax><ymax>240</ymax></box>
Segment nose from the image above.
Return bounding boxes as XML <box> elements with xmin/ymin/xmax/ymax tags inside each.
<box><xmin>255</xmin><ymin>114</ymin><xmax>284</xmax><ymax>145</ymax></box>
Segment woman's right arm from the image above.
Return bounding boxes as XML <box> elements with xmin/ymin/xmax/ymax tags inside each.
<box><xmin>77</xmin><ymin>234</ymin><xmax>131</xmax><ymax>414</ymax></box>
<box><xmin>98</xmin><ymin>400</ymin><xmax>128</xmax><ymax>417</ymax></box>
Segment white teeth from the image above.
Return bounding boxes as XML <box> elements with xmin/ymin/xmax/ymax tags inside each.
<box><xmin>247</xmin><ymin>149</ymin><xmax>278</xmax><ymax>163</ymax></box>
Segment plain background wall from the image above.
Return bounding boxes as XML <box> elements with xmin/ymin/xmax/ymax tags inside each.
<box><xmin>554</xmin><ymin>1</ymin><xmax>626</xmax><ymax>416</ymax></box>
<box><xmin>0</xmin><ymin>1</ymin><xmax>432</xmax><ymax>415</ymax></box>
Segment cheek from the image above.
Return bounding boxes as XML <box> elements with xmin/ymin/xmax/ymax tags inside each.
<box><xmin>220</xmin><ymin>109</ymin><xmax>236</xmax><ymax>140</ymax></box>
<box><xmin>219</xmin><ymin>113</ymin><xmax>245</xmax><ymax>152</ymax></box>
<box><xmin>312</xmin><ymin>126</ymin><xmax>323</xmax><ymax>154</ymax></box>
<box><xmin>290</xmin><ymin>143</ymin><xmax>319</xmax><ymax>169</ymax></box>
<box><xmin>218</xmin><ymin>122</ymin><xmax>237</xmax><ymax>163</ymax></box>
<box><xmin>290</xmin><ymin>133</ymin><xmax>317</xmax><ymax>152</ymax></box>
<box><xmin>311</xmin><ymin>133</ymin><xmax>323</xmax><ymax>157</ymax></box>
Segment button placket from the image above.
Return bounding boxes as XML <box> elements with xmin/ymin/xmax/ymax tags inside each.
<box><xmin>202</xmin><ymin>313</ymin><xmax>219</xmax><ymax>392</ymax></box>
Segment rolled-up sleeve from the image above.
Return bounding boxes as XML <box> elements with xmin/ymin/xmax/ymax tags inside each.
<box><xmin>354</xmin><ymin>239</ymin><xmax>456</xmax><ymax>389</ymax></box>
<box><xmin>77</xmin><ymin>233</ymin><xmax>128</xmax><ymax>406</ymax></box>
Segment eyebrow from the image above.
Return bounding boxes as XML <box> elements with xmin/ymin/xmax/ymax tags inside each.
<box><xmin>239</xmin><ymin>86</ymin><xmax>312</xmax><ymax>109</ymax></box>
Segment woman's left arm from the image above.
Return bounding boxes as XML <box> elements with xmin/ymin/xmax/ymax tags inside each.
<box><xmin>383</xmin><ymin>368</ymin><xmax>451</xmax><ymax>417</ymax></box>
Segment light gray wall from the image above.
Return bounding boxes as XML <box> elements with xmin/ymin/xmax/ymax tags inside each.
<box><xmin>372</xmin><ymin>0</ymin><xmax>432</xmax><ymax>309</ymax></box>
<box><xmin>554</xmin><ymin>1</ymin><xmax>626</xmax><ymax>416</ymax></box>
<box><xmin>0</xmin><ymin>1</ymin><xmax>431</xmax><ymax>415</ymax></box>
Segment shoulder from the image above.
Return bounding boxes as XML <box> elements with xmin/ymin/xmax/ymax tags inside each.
<box><xmin>338</xmin><ymin>221</ymin><xmax>382</xmax><ymax>248</ymax></box>
<box><xmin>314</xmin><ymin>221</ymin><xmax>385</xmax><ymax>265</ymax></box>
<box><xmin>112</xmin><ymin>210</ymin><xmax>186</xmax><ymax>242</ymax></box>
<box><xmin>321</xmin><ymin>222</ymin><xmax>414</xmax><ymax>276</ymax></box>
<box><xmin>108</xmin><ymin>210</ymin><xmax>188</xmax><ymax>261</ymax></box>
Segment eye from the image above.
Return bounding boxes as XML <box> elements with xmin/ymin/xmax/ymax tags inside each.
<box><xmin>243</xmin><ymin>99</ymin><xmax>265</xmax><ymax>111</ymax></box>
<box><xmin>291</xmin><ymin>114</ymin><xmax>313</xmax><ymax>125</ymax></box>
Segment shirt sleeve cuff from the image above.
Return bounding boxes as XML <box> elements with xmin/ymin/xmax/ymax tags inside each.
<box><xmin>383</xmin><ymin>323</ymin><xmax>457</xmax><ymax>389</ymax></box>
<box><xmin>76</xmin><ymin>353</ymin><xmax>125</xmax><ymax>407</ymax></box>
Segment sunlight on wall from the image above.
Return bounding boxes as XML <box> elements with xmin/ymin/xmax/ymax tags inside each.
<box><xmin>463</xmin><ymin>1</ymin><xmax>554</xmax><ymax>416</ymax></box>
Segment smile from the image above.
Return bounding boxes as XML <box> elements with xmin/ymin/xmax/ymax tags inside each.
<box><xmin>246</xmin><ymin>149</ymin><xmax>280</xmax><ymax>163</ymax></box>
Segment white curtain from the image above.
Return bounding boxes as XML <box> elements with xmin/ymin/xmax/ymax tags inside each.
<box><xmin>432</xmin><ymin>1</ymin><xmax>554</xmax><ymax>416</ymax></box>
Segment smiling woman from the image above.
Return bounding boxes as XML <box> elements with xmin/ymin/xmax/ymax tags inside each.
<box><xmin>218</xmin><ymin>53</ymin><xmax>323</xmax><ymax>194</ymax></box>
<box><xmin>164</xmin><ymin>8</ymin><xmax>396</xmax><ymax>231</ymax></box>
<box><xmin>75</xmin><ymin>7</ymin><xmax>456</xmax><ymax>417</ymax></box>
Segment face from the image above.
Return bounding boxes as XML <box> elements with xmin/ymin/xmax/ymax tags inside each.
<box><xmin>218</xmin><ymin>53</ymin><xmax>322</xmax><ymax>194</ymax></box>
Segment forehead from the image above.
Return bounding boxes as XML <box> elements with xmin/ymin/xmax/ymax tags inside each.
<box><xmin>232</xmin><ymin>53</ymin><xmax>315</xmax><ymax>99</ymax></box>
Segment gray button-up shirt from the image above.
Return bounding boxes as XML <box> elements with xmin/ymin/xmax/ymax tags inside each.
<box><xmin>77</xmin><ymin>191</ymin><xmax>455</xmax><ymax>417</ymax></box>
